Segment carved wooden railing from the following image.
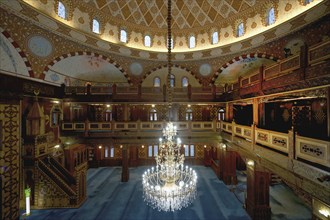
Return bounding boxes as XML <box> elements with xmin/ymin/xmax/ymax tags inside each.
<box><xmin>220</xmin><ymin>121</ymin><xmax>329</xmax><ymax>168</ymax></box>
<box><xmin>62</xmin><ymin>120</ymin><xmax>216</xmax><ymax>132</ymax></box>
<box><xmin>295</xmin><ymin>135</ymin><xmax>330</xmax><ymax>167</ymax></box>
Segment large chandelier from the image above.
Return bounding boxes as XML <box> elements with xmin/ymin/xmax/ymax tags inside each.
<box><xmin>142</xmin><ymin>0</ymin><xmax>197</xmax><ymax>211</ymax></box>
<box><xmin>142</xmin><ymin>123</ymin><xmax>198</xmax><ymax>211</ymax></box>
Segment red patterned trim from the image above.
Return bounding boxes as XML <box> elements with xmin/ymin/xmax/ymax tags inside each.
<box><xmin>1</xmin><ymin>30</ymin><xmax>35</xmax><ymax>77</ymax></box>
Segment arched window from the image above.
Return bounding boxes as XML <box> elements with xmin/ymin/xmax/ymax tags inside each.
<box><xmin>186</xmin><ymin>108</ymin><xmax>193</xmax><ymax>121</ymax></box>
<box><xmin>153</xmin><ymin>77</ymin><xmax>161</xmax><ymax>87</ymax></box>
<box><xmin>167</xmin><ymin>38</ymin><xmax>174</xmax><ymax>49</ymax></box>
<box><xmin>92</xmin><ymin>18</ymin><xmax>100</xmax><ymax>34</ymax></box>
<box><xmin>120</xmin><ymin>29</ymin><xmax>127</xmax><ymax>43</ymax></box>
<box><xmin>218</xmin><ymin>108</ymin><xmax>225</xmax><ymax>121</ymax></box>
<box><xmin>58</xmin><ymin>1</ymin><xmax>66</xmax><ymax>19</ymax></box>
<box><xmin>237</xmin><ymin>22</ymin><xmax>244</xmax><ymax>37</ymax></box>
<box><xmin>212</xmin><ymin>31</ymin><xmax>219</xmax><ymax>44</ymax></box>
<box><xmin>267</xmin><ymin>8</ymin><xmax>275</xmax><ymax>26</ymax></box>
<box><xmin>182</xmin><ymin>77</ymin><xmax>189</xmax><ymax>87</ymax></box>
<box><xmin>170</xmin><ymin>74</ymin><xmax>175</xmax><ymax>87</ymax></box>
<box><xmin>144</xmin><ymin>35</ymin><xmax>151</xmax><ymax>47</ymax></box>
<box><xmin>150</xmin><ymin>108</ymin><xmax>157</xmax><ymax>121</ymax></box>
<box><xmin>189</xmin><ymin>35</ymin><xmax>195</xmax><ymax>48</ymax></box>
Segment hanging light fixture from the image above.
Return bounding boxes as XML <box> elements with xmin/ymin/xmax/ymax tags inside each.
<box><xmin>142</xmin><ymin>0</ymin><xmax>197</xmax><ymax>212</ymax></box>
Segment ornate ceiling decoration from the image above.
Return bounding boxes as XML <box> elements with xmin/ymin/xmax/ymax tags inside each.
<box><xmin>7</xmin><ymin>0</ymin><xmax>326</xmax><ymax>55</ymax></box>
<box><xmin>91</xmin><ymin>0</ymin><xmax>257</xmax><ymax>30</ymax></box>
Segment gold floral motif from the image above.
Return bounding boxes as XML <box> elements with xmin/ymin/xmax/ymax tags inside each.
<box><xmin>285</xmin><ymin>3</ymin><xmax>292</xmax><ymax>11</ymax></box>
<box><xmin>78</xmin><ymin>17</ymin><xmax>84</xmax><ymax>24</ymax></box>
<box><xmin>251</xmin><ymin>22</ymin><xmax>257</xmax><ymax>29</ymax></box>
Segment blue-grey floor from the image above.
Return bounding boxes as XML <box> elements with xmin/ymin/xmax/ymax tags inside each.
<box><xmin>22</xmin><ymin>166</ymin><xmax>251</xmax><ymax>220</ymax></box>
<box><xmin>230</xmin><ymin>171</ymin><xmax>311</xmax><ymax>220</ymax></box>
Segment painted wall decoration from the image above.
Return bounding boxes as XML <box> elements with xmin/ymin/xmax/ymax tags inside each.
<box><xmin>27</xmin><ymin>35</ymin><xmax>53</xmax><ymax>58</ymax></box>
<box><xmin>0</xmin><ymin>33</ymin><xmax>29</xmax><ymax>76</ymax></box>
<box><xmin>199</xmin><ymin>63</ymin><xmax>212</xmax><ymax>76</ymax></box>
<box><xmin>44</xmin><ymin>55</ymin><xmax>129</xmax><ymax>86</ymax></box>
<box><xmin>129</xmin><ymin>62</ymin><xmax>143</xmax><ymax>76</ymax></box>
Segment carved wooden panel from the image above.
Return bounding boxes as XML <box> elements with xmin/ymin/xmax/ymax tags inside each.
<box><xmin>0</xmin><ymin>104</ymin><xmax>20</xmax><ymax>220</ymax></box>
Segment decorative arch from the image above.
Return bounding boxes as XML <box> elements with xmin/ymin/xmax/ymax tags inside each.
<box><xmin>140</xmin><ymin>64</ymin><xmax>201</xmax><ymax>85</ymax></box>
<box><xmin>42</xmin><ymin>51</ymin><xmax>131</xmax><ymax>85</ymax></box>
<box><xmin>1</xmin><ymin>30</ymin><xmax>35</xmax><ymax>77</ymax></box>
<box><xmin>210</xmin><ymin>52</ymin><xmax>280</xmax><ymax>85</ymax></box>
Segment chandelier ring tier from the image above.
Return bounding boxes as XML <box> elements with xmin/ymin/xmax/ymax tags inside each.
<box><xmin>141</xmin><ymin>1</ymin><xmax>197</xmax><ymax>211</ymax></box>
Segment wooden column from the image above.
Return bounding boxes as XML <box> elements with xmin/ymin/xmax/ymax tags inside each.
<box><xmin>121</xmin><ymin>146</ymin><xmax>129</xmax><ymax>182</ymax></box>
<box><xmin>129</xmin><ymin>145</ymin><xmax>138</xmax><ymax>167</ymax></box>
<box><xmin>220</xmin><ymin>147</ymin><xmax>237</xmax><ymax>185</ymax></box>
<box><xmin>236</xmin><ymin>152</ymin><xmax>246</xmax><ymax>171</ymax></box>
<box><xmin>203</xmin><ymin>146</ymin><xmax>211</xmax><ymax>166</ymax></box>
<box><xmin>246</xmin><ymin>161</ymin><xmax>271</xmax><ymax>220</ymax></box>
<box><xmin>253</xmin><ymin>98</ymin><xmax>259</xmax><ymax>126</ymax></box>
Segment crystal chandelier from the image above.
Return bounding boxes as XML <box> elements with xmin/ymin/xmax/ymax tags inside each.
<box><xmin>142</xmin><ymin>122</ymin><xmax>198</xmax><ymax>211</ymax></box>
<box><xmin>142</xmin><ymin>2</ymin><xmax>197</xmax><ymax>211</ymax></box>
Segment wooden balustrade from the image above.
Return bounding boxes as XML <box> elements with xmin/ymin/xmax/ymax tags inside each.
<box><xmin>220</xmin><ymin>121</ymin><xmax>329</xmax><ymax>168</ymax></box>
<box><xmin>61</xmin><ymin>120</ymin><xmax>216</xmax><ymax>133</ymax></box>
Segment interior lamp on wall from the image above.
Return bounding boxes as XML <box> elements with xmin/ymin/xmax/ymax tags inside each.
<box><xmin>141</xmin><ymin>0</ymin><xmax>197</xmax><ymax>212</ymax></box>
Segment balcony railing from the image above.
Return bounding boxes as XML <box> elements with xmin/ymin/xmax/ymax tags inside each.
<box><xmin>220</xmin><ymin>121</ymin><xmax>330</xmax><ymax>169</ymax></box>
<box><xmin>62</xmin><ymin>120</ymin><xmax>216</xmax><ymax>132</ymax></box>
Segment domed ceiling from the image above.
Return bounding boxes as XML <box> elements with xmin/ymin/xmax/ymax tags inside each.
<box><xmin>15</xmin><ymin>0</ymin><xmax>325</xmax><ymax>53</ymax></box>
<box><xmin>91</xmin><ymin>0</ymin><xmax>256</xmax><ymax>30</ymax></box>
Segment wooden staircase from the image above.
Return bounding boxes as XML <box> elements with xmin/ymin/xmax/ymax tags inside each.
<box><xmin>33</xmin><ymin>156</ymin><xmax>87</xmax><ymax>208</ymax></box>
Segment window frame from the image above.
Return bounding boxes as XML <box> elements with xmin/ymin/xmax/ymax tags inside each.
<box><xmin>92</xmin><ymin>18</ymin><xmax>100</xmax><ymax>34</ymax></box>
<box><xmin>153</xmin><ymin>77</ymin><xmax>161</xmax><ymax>87</ymax></box>
<box><xmin>57</xmin><ymin>1</ymin><xmax>67</xmax><ymax>20</ymax></box>
<box><xmin>144</xmin><ymin>35</ymin><xmax>151</xmax><ymax>47</ymax></box>
<box><xmin>189</xmin><ymin>35</ymin><xmax>196</xmax><ymax>49</ymax></box>
<box><xmin>212</xmin><ymin>31</ymin><xmax>219</xmax><ymax>44</ymax></box>
<box><xmin>120</xmin><ymin>29</ymin><xmax>128</xmax><ymax>43</ymax></box>
<box><xmin>237</xmin><ymin>22</ymin><xmax>244</xmax><ymax>37</ymax></box>
<box><xmin>267</xmin><ymin>7</ymin><xmax>276</xmax><ymax>26</ymax></box>
<box><xmin>184</xmin><ymin>144</ymin><xmax>195</xmax><ymax>157</ymax></box>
